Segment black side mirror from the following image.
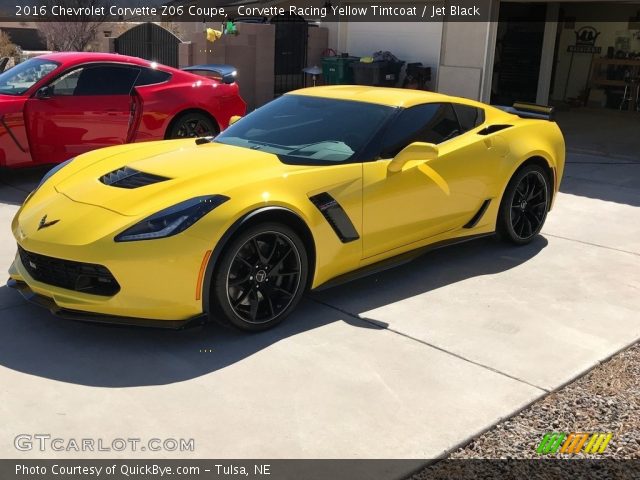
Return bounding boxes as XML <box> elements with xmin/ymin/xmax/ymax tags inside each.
<box><xmin>35</xmin><ymin>86</ymin><xmax>52</xmax><ymax>99</ymax></box>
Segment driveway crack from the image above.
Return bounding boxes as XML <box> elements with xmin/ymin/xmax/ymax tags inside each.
<box><xmin>543</xmin><ymin>233</ymin><xmax>640</xmax><ymax>257</ymax></box>
<box><xmin>309</xmin><ymin>296</ymin><xmax>549</xmax><ymax>393</ymax></box>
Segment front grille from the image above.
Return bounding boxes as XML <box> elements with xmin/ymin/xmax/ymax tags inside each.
<box><xmin>100</xmin><ymin>166</ymin><xmax>170</xmax><ymax>189</ymax></box>
<box><xmin>18</xmin><ymin>246</ymin><xmax>120</xmax><ymax>296</ymax></box>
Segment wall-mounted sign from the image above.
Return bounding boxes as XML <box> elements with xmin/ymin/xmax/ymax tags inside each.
<box><xmin>568</xmin><ymin>26</ymin><xmax>602</xmax><ymax>54</ymax></box>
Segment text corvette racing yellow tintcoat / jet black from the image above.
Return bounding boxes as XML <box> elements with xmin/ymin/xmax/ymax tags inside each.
<box><xmin>8</xmin><ymin>86</ymin><xmax>565</xmax><ymax>331</ymax></box>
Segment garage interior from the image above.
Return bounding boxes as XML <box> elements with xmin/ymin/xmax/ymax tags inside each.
<box><xmin>492</xmin><ymin>1</ymin><xmax>640</xmax><ymax>113</ymax></box>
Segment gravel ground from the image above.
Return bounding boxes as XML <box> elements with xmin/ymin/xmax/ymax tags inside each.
<box><xmin>446</xmin><ymin>342</ymin><xmax>640</xmax><ymax>459</ymax></box>
<box><xmin>409</xmin><ymin>342</ymin><xmax>640</xmax><ymax>479</ymax></box>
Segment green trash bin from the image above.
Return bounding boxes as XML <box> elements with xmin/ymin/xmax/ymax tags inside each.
<box><xmin>321</xmin><ymin>56</ymin><xmax>359</xmax><ymax>84</ymax></box>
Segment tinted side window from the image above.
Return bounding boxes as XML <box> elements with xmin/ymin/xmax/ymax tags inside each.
<box><xmin>72</xmin><ymin>65</ymin><xmax>140</xmax><ymax>95</ymax></box>
<box><xmin>453</xmin><ymin>104</ymin><xmax>485</xmax><ymax>132</ymax></box>
<box><xmin>380</xmin><ymin>103</ymin><xmax>461</xmax><ymax>157</ymax></box>
<box><xmin>50</xmin><ymin>69</ymin><xmax>82</xmax><ymax>96</ymax></box>
<box><xmin>135</xmin><ymin>68</ymin><xmax>171</xmax><ymax>86</ymax></box>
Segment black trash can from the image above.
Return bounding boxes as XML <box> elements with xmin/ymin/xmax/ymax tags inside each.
<box><xmin>351</xmin><ymin>61</ymin><xmax>405</xmax><ymax>87</ymax></box>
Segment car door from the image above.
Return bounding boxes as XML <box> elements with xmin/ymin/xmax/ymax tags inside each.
<box><xmin>24</xmin><ymin>64</ymin><xmax>140</xmax><ymax>164</ymax></box>
<box><xmin>362</xmin><ymin>102</ymin><xmax>500</xmax><ymax>258</ymax></box>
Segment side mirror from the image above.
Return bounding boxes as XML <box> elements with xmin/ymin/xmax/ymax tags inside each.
<box><xmin>228</xmin><ymin>115</ymin><xmax>242</xmax><ymax>126</ymax></box>
<box><xmin>387</xmin><ymin>142</ymin><xmax>439</xmax><ymax>173</ymax></box>
<box><xmin>35</xmin><ymin>86</ymin><xmax>52</xmax><ymax>99</ymax></box>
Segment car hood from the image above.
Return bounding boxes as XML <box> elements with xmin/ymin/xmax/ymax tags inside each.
<box><xmin>54</xmin><ymin>140</ymin><xmax>297</xmax><ymax>216</ymax></box>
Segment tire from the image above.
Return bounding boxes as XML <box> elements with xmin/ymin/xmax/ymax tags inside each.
<box><xmin>211</xmin><ymin>222</ymin><xmax>308</xmax><ymax>332</ymax></box>
<box><xmin>496</xmin><ymin>164</ymin><xmax>551</xmax><ymax>245</ymax></box>
<box><xmin>168</xmin><ymin>112</ymin><xmax>217</xmax><ymax>139</ymax></box>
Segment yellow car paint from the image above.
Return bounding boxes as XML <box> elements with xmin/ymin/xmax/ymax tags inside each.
<box><xmin>9</xmin><ymin>86</ymin><xmax>565</xmax><ymax>325</ymax></box>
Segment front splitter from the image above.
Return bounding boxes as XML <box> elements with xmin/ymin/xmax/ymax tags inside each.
<box><xmin>6</xmin><ymin>278</ymin><xmax>206</xmax><ymax>330</ymax></box>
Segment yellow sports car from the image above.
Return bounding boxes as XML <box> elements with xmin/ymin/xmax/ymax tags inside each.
<box><xmin>8</xmin><ymin>86</ymin><xmax>565</xmax><ymax>331</ymax></box>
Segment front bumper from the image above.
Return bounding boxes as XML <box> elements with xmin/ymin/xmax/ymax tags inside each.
<box><xmin>7</xmin><ymin>278</ymin><xmax>204</xmax><ymax>329</ymax></box>
<box><xmin>8</xmin><ymin>226</ymin><xmax>215</xmax><ymax>324</ymax></box>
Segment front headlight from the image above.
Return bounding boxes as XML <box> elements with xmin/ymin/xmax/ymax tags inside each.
<box><xmin>114</xmin><ymin>195</ymin><xmax>229</xmax><ymax>242</ymax></box>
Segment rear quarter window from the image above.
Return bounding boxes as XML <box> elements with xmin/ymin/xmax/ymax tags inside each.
<box><xmin>453</xmin><ymin>104</ymin><xmax>485</xmax><ymax>132</ymax></box>
<box><xmin>135</xmin><ymin>68</ymin><xmax>171</xmax><ymax>86</ymax></box>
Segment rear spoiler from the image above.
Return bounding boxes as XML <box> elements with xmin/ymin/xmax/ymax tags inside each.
<box><xmin>497</xmin><ymin>102</ymin><xmax>556</xmax><ymax>121</ymax></box>
<box><xmin>182</xmin><ymin>64</ymin><xmax>237</xmax><ymax>84</ymax></box>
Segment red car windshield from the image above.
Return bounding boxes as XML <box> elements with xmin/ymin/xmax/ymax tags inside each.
<box><xmin>0</xmin><ymin>58</ymin><xmax>59</xmax><ymax>96</ymax></box>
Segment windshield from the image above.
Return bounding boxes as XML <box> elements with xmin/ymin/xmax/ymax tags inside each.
<box><xmin>215</xmin><ymin>95</ymin><xmax>394</xmax><ymax>163</ymax></box>
<box><xmin>0</xmin><ymin>58</ymin><xmax>59</xmax><ymax>96</ymax></box>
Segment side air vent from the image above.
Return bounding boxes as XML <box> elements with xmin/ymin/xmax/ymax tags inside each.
<box><xmin>463</xmin><ymin>199</ymin><xmax>492</xmax><ymax>229</ymax></box>
<box><xmin>100</xmin><ymin>167</ymin><xmax>170</xmax><ymax>189</ymax></box>
<box><xmin>309</xmin><ymin>192</ymin><xmax>360</xmax><ymax>243</ymax></box>
<box><xmin>477</xmin><ymin>125</ymin><xmax>512</xmax><ymax>136</ymax></box>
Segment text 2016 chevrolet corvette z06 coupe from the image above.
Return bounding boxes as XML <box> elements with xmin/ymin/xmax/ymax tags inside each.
<box><xmin>0</xmin><ymin>52</ymin><xmax>245</xmax><ymax>168</ymax></box>
<box><xmin>8</xmin><ymin>86</ymin><xmax>565</xmax><ymax>331</ymax></box>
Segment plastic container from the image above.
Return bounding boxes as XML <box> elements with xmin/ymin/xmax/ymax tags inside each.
<box><xmin>321</xmin><ymin>56</ymin><xmax>360</xmax><ymax>84</ymax></box>
<box><xmin>351</xmin><ymin>61</ymin><xmax>404</xmax><ymax>87</ymax></box>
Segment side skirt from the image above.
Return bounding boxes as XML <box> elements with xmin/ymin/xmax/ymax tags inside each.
<box><xmin>314</xmin><ymin>232</ymin><xmax>493</xmax><ymax>291</ymax></box>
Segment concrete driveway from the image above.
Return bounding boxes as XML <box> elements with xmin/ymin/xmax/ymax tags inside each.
<box><xmin>0</xmin><ymin>118</ymin><xmax>638</xmax><ymax>464</ymax></box>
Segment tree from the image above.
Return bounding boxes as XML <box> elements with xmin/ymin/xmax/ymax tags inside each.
<box><xmin>38</xmin><ymin>0</ymin><xmax>105</xmax><ymax>52</ymax></box>
<box><xmin>0</xmin><ymin>31</ymin><xmax>19</xmax><ymax>58</ymax></box>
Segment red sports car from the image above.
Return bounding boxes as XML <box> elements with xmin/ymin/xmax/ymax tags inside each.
<box><xmin>0</xmin><ymin>52</ymin><xmax>246</xmax><ymax>168</ymax></box>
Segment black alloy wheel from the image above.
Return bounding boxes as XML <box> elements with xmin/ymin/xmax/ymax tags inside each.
<box><xmin>212</xmin><ymin>223</ymin><xmax>308</xmax><ymax>331</ymax></box>
<box><xmin>169</xmin><ymin>113</ymin><xmax>217</xmax><ymax>139</ymax></box>
<box><xmin>497</xmin><ymin>164</ymin><xmax>551</xmax><ymax>245</ymax></box>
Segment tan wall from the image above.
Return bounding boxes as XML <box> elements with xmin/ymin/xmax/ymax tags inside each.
<box><xmin>185</xmin><ymin>23</ymin><xmax>275</xmax><ymax>111</ymax></box>
<box><xmin>185</xmin><ymin>23</ymin><xmax>328</xmax><ymax>110</ymax></box>
<box><xmin>308</xmin><ymin>26</ymin><xmax>329</xmax><ymax>70</ymax></box>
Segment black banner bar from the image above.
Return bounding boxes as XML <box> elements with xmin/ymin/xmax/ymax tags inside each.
<box><xmin>2</xmin><ymin>460</ymin><xmax>640</xmax><ymax>480</ymax></box>
<box><xmin>0</xmin><ymin>1</ymin><xmax>639</xmax><ymax>23</ymax></box>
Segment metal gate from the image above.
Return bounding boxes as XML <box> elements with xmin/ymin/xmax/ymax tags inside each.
<box><xmin>271</xmin><ymin>14</ymin><xmax>308</xmax><ymax>96</ymax></box>
<box><xmin>114</xmin><ymin>23</ymin><xmax>180</xmax><ymax>67</ymax></box>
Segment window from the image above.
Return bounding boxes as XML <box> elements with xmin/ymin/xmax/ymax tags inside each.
<box><xmin>51</xmin><ymin>69</ymin><xmax>81</xmax><ymax>96</ymax></box>
<box><xmin>215</xmin><ymin>95</ymin><xmax>393</xmax><ymax>164</ymax></box>
<box><xmin>0</xmin><ymin>58</ymin><xmax>59</xmax><ymax>95</ymax></box>
<box><xmin>135</xmin><ymin>68</ymin><xmax>171</xmax><ymax>86</ymax></box>
<box><xmin>380</xmin><ymin>103</ymin><xmax>461</xmax><ymax>158</ymax></box>
<box><xmin>453</xmin><ymin>104</ymin><xmax>485</xmax><ymax>132</ymax></box>
<box><xmin>50</xmin><ymin>65</ymin><xmax>140</xmax><ymax>96</ymax></box>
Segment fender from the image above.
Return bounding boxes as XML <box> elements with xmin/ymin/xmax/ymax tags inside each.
<box><xmin>201</xmin><ymin>206</ymin><xmax>311</xmax><ymax>314</ymax></box>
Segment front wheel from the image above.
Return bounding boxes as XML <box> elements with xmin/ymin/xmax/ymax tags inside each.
<box><xmin>211</xmin><ymin>223</ymin><xmax>308</xmax><ymax>331</ymax></box>
<box><xmin>497</xmin><ymin>164</ymin><xmax>551</xmax><ymax>245</ymax></box>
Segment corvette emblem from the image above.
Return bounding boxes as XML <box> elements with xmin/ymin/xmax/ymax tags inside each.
<box><xmin>38</xmin><ymin>215</ymin><xmax>60</xmax><ymax>230</ymax></box>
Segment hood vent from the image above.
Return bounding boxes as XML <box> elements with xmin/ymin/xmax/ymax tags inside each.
<box><xmin>100</xmin><ymin>167</ymin><xmax>170</xmax><ymax>189</ymax></box>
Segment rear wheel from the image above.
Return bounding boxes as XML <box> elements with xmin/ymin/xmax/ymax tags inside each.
<box><xmin>211</xmin><ymin>223</ymin><xmax>308</xmax><ymax>331</ymax></box>
<box><xmin>168</xmin><ymin>112</ymin><xmax>217</xmax><ymax>139</ymax></box>
<box><xmin>497</xmin><ymin>164</ymin><xmax>551</xmax><ymax>245</ymax></box>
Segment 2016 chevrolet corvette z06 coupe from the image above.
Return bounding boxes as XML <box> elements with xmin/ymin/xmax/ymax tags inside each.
<box><xmin>8</xmin><ymin>86</ymin><xmax>565</xmax><ymax>331</ymax></box>
<box><xmin>0</xmin><ymin>52</ymin><xmax>245</xmax><ymax>168</ymax></box>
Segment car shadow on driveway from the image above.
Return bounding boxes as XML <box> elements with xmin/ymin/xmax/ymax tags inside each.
<box><xmin>0</xmin><ymin>166</ymin><xmax>50</xmax><ymax>206</ymax></box>
<box><xmin>0</xmin><ymin>236</ymin><xmax>547</xmax><ymax>388</ymax></box>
